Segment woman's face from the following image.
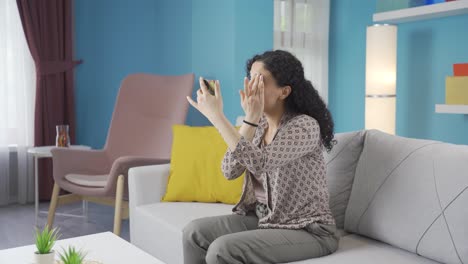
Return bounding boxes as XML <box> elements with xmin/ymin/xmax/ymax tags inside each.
<box><xmin>249</xmin><ymin>61</ymin><xmax>288</xmax><ymax>114</ymax></box>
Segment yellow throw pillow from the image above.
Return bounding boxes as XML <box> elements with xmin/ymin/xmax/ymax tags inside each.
<box><xmin>162</xmin><ymin>125</ymin><xmax>244</xmax><ymax>204</ymax></box>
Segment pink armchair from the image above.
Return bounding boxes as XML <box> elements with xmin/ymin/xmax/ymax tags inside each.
<box><xmin>47</xmin><ymin>73</ymin><xmax>194</xmax><ymax>235</ymax></box>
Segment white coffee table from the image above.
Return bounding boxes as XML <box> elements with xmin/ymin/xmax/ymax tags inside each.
<box><xmin>0</xmin><ymin>232</ymin><xmax>165</xmax><ymax>264</ymax></box>
<box><xmin>28</xmin><ymin>145</ymin><xmax>91</xmax><ymax>226</ymax></box>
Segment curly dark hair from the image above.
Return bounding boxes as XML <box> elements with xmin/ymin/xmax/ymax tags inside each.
<box><xmin>246</xmin><ymin>50</ymin><xmax>336</xmax><ymax>152</ymax></box>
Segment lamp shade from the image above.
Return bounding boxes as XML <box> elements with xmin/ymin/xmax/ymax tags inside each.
<box><xmin>365</xmin><ymin>24</ymin><xmax>397</xmax><ymax>134</ymax></box>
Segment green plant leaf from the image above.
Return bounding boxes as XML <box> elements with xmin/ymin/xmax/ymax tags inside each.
<box><xmin>58</xmin><ymin>246</ymin><xmax>87</xmax><ymax>264</ymax></box>
<box><xmin>34</xmin><ymin>225</ymin><xmax>60</xmax><ymax>254</ymax></box>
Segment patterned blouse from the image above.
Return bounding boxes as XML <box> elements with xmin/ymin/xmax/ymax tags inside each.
<box><xmin>221</xmin><ymin>112</ymin><xmax>336</xmax><ymax>229</ymax></box>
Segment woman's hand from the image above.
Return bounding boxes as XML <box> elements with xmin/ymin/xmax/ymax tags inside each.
<box><xmin>187</xmin><ymin>77</ymin><xmax>224</xmax><ymax>122</ymax></box>
<box><xmin>239</xmin><ymin>74</ymin><xmax>264</xmax><ymax>123</ymax></box>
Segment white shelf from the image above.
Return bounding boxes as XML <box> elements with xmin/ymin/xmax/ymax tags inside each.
<box><xmin>373</xmin><ymin>1</ymin><xmax>468</xmax><ymax>23</ymax></box>
<box><xmin>435</xmin><ymin>104</ymin><xmax>468</xmax><ymax>114</ymax></box>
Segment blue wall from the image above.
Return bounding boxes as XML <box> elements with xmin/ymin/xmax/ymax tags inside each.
<box><xmin>397</xmin><ymin>16</ymin><xmax>468</xmax><ymax>144</ymax></box>
<box><xmin>190</xmin><ymin>0</ymin><xmax>236</xmax><ymax>126</ymax></box>
<box><xmin>76</xmin><ymin>0</ymin><xmax>468</xmax><ymax>147</ymax></box>
<box><xmin>329</xmin><ymin>0</ymin><xmax>468</xmax><ymax>144</ymax></box>
<box><xmin>75</xmin><ymin>0</ymin><xmax>165</xmax><ymax>148</ymax></box>
<box><xmin>75</xmin><ymin>0</ymin><xmax>272</xmax><ymax>148</ymax></box>
<box><xmin>189</xmin><ymin>0</ymin><xmax>273</xmax><ymax>125</ymax></box>
<box><xmin>329</xmin><ymin>0</ymin><xmax>375</xmax><ymax>133</ymax></box>
<box><xmin>233</xmin><ymin>0</ymin><xmax>274</xmax><ymax>122</ymax></box>
<box><xmin>154</xmin><ymin>0</ymin><xmax>193</xmax><ymax>76</ymax></box>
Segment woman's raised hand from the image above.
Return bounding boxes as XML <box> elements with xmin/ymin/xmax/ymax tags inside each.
<box><xmin>239</xmin><ymin>74</ymin><xmax>264</xmax><ymax>123</ymax></box>
<box><xmin>187</xmin><ymin>77</ymin><xmax>224</xmax><ymax>121</ymax></box>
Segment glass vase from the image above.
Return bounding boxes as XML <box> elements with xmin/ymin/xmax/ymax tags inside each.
<box><xmin>56</xmin><ymin>125</ymin><xmax>70</xmax><ymax>147</ymax></box>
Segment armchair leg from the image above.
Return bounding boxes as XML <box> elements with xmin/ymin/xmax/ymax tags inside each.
<box><xmin>47</xmin><ymin>183</ymin><xmax>60</xmax><ymax>228</ymax></box>
<box><xmin>113</xmin><ymin>174</ymin><xmax>124</xmax><ymax>236</ymax></box>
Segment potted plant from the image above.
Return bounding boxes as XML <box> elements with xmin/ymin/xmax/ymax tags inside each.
<box><xmin>34</xmin><ymin>225</ymin><xmax>60</xmax><ymax>264</ymax></box>
<box><xmin>58</xmin><ymin>246</ymin><xmax>87</xmax><ymax>264</ymax></box>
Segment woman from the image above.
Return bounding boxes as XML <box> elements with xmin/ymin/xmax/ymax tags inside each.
<box><xmin>184</xmin><ymin>50</ymin><xmax>338</xmax><ymax>264</ymax></box>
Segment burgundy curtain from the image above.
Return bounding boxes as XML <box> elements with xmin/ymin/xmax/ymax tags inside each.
<box><xmin>17</xmin><ymin>0</ymin><xmax>81</xmax><ymax>200</ymax></box>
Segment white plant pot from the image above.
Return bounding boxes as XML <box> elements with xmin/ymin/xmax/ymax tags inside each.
<box><xmin>34</xmin><ymin>250</ymin><xmax>55</xmax><ymax>264</ymax></box>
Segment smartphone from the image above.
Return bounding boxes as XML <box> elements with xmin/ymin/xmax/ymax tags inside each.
<box><xmin>203</xmin><ymin>79</ymin><xmax>216</xmax><ymax>95</ymax></box>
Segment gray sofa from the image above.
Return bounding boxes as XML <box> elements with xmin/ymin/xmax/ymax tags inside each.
<box><xmin>128</xmin><ymin>130</ymin><xmax>468</xmax><ymax>264</ymax></box>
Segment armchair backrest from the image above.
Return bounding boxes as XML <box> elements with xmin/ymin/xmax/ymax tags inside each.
<box><xmin>104</xmin><ymin>73</ymin><xmax>194</xmax><ymax>161</ymax></box>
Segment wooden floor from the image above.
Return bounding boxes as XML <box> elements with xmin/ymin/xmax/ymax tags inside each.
<box><xmin>0</xmin><ymin>202</ymin><xmax>129</xmax><ymax>250</ymax></box>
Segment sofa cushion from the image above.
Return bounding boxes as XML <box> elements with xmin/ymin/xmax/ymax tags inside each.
<box><xmin>345</xmin><ymin>129</ymin><xmax>468</xmax><ymax>264</ymax></box>
<box><xmin>65</xmin><ymin>173</ymin><xmax>108</xmax><ymax>187</ymax></box>
<box><xmin>132</xmin><ymin>202</ymin><xmax>232</xmax><ymax>264</ymax></box>
<box><xmin>324</xmin><ymin>131</ymin><xmax>365</xmax><ymax>229</ymax></box>
<box><xmin>288</xmin><ymin>234</ymin><xmax>439</xmax><ymax>264</ymax></box>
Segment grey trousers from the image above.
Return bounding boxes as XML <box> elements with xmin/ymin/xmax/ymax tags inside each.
<box><xmin>182</xmin><ymin>214</ymin><xmax>340</xmax><ymax>264</ymax></box>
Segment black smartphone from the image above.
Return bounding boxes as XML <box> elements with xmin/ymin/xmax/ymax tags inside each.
<box><xmin>203</xmin><ymin>79</ymin><xmax>216</xmax><ymax>95</ymax></box>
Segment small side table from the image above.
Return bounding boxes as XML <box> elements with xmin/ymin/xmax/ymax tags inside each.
<box><xmin>28</xmin><ymin>145</ymin><xmax>91</xmax><ymax>226</ymax></box>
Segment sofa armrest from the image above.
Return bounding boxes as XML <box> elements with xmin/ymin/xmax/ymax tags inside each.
<box><xmin>105</xmin><ymin>157</ymin><xmax>169</xmax><ymax>193</ymax></box>
<box><xmin>128</xmin><ymin>163</ymin><xmax>170</xmax><ymax>210</ymax></box>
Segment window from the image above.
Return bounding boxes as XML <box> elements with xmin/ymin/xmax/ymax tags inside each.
<box><xmin>274</xmin><ymin>0</ymin><xmax>330</xmax><ymax>104</ymax></box>
<box><xmin>0</xmin><ymin>0</ymin><xmax>36</xmax><ymax>147</ymax></box>
<box><xmin>0</xmin><ymin>0</ymin><xmax>36</xmax><ymax>205</ymax></box>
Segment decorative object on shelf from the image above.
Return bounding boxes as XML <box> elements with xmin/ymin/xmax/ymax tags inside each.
<box><xmin>444</xmin><ymin>62</ymin><xmax>468</xmax><ymax>105</ymax></box>
<box><xmin>365</xmin><ymin>24</ymin><xmax>397</xmax><ymax>135</ymax></box>
<box><xmin>454</xmin><ymin>63</ymin><xmax>468</xmax><ymax>76</ymax></box>
<box><xmin>425</xmin><ymin>0</ymin><xmax>446</xmax><ymax>4</ymax></box>
<box><xmin>436</xmin><ymin>62</ymin><xmax>468</xmax><ymax>114</ymax></box>
<box><xmin>58</xmin><ymin>246</ymin><xmax>87</xmax><ymax>264</ymax></box>
<box><xmin>445</xmin><ymin>76</ymin><xmax>468</xmax><ymax>104</ymax></box>
<box><xmin>412</xmin><ymin>0</ymin><xmax>428</xmax><ymax>7</ymax></box>
<box><xmin>34</xmin><ymin>225</ymin><xmax>60</xmax><ymax>264</ymax></box>
<box><xmin>55</xmin><ymin>125</ymin><xmax>70</xmax><ymax>147</ymax></box>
